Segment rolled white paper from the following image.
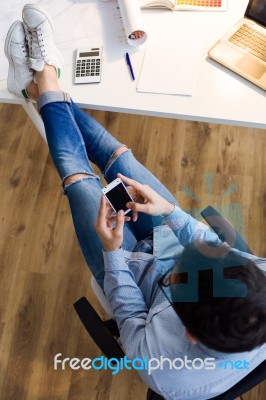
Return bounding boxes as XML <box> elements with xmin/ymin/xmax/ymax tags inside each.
<box><xmin>117</xmin><ymin>0</ymin><xmax>147</xmax><ymax>47</ymax></box>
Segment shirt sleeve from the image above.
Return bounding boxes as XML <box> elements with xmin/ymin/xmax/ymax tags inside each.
<box><xmin>103</xmin><ymin>248</ymin><xmax>149</xmax><ymax>333</ymax></box>
<box><xmin>103</xmin><ymin>249</ymin><xmax>172</xmax><ymax>396</ymax></box>
<box><xmin>163</xmin><ymin>205</ymin><xmax>220</xmax><ymax>246</ymax></box>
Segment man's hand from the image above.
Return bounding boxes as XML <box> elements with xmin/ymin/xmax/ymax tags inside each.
<box><xmin>95</xmin><ymin>195</ymin><xmax>127</xmax><ymax>251</ymax></box>
<box><xmin>117</xmin><ymin>173</ymin><xmax>175</xmax><ymax>221</ymax></box>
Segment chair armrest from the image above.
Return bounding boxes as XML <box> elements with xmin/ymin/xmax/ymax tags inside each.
<box><xmin>147</xmin><ymin>388</ymin><xmax>164</xmax><ymax>400</ymax></box>
<box><xmin>73</xmin><ymin>297</ymin><xmax>125</xmax><ymax>361</ymax></box>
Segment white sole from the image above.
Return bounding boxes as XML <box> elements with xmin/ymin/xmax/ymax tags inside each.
<box><xmin>4</xmin><ymin>20</ymin><xmax>22</xmax><ymax>96</ymax></box>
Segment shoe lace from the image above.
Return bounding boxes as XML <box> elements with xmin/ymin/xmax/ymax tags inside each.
<box><xmin>21</xmin><ymin>43</ymin><xmax>27</xmax><ymax>53</ymax></box>
<box><xmin>20</xmin><ymin>42</ymin><xmax>32</xmax><ymax>75</ymax></box>
<box><xmin>26</xmin><ymin>27</ymin><xmax>45</xmax><ymax>60</ymax></box>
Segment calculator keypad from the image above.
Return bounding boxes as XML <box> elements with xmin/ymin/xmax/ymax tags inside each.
<box><xmin>75</xmin><ymin>58</ymin><xmax>101</xmax><ymax>78</ymax></box>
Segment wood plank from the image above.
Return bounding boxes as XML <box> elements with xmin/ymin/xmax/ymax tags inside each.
<box><xmin>0</xmin><ymin>103</ymin><xmax>265</xmax><ymax>400</ymax></box>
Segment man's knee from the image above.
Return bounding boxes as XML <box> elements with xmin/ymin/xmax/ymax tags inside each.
<box><xmin>63</xmin><ymin>173</ymin><xmax>95</xmax><ymax>188</ymax></box>
<box><xmin>110</xmin><ymin>146</ymin><xmax>128</xmax><ymax>164</ymax></box>
<box><xmin>104</xmin><ymin>145</ymin><xmax>129</xmax><ymax>175</ymax></box>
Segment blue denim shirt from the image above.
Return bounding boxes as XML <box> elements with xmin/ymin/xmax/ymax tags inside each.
<box><xmin>103</xmin><ymin>207</ymin><xmax>266</xmax><ymax>400</ymax></box>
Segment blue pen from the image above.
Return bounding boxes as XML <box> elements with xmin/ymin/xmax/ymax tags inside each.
<box><xmin>126</xmin><ymin>52</ymin><xmax>135</xmax><ymax>81</ymax></box>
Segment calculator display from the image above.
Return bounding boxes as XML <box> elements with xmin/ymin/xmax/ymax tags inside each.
<box><xmin>79</xmin><ymin>51</ymin><xmax>99</xmax><ymax>57</ymax></box>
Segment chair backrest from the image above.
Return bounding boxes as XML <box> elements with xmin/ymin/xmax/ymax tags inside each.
<box><xmin>201</xmin><ymin>206</ymin><xmax>253</xmax><ymax>254</ymax></box>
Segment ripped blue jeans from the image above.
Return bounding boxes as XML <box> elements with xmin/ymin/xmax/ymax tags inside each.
<box><xmin>38</xmin><ymin>91</ymin><xmax>179</xmax><ymax>288</ymax></box>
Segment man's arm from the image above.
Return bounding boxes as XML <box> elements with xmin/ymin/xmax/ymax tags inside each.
<box><xmin>103</xmin><ymin>248</ymin><xmax>180</xmax><ymax>400</ymax></box>
<box><xmin>163</xmin><ymin>205</ymin><xmax>220</xmax><ymax>247</ymax></box>
<box><xmin>103</xmin><ymin>248</ymin><xmax>149</xmax><ymax>333</ymax></box>
<box><xmin>118</xmin><ymin>174</ymin><xmax>221</xmax><ymax>247</ymax></box>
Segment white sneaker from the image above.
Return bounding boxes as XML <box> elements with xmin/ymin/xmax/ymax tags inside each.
<box><xmin>4</xmin><ymin>21</ymin><xmax>33</xmax><ymax>98</ymax></box>
<box><xmin>22</xmin><ymin>4</ymin><xmax>63</xmax><ymax>77</ymax></box>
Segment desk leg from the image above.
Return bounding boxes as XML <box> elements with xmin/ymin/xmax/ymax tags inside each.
<box><xmin>22</xmin><ymin>101</ymin><xmax>47</xmax><ymax>142</ymax></box>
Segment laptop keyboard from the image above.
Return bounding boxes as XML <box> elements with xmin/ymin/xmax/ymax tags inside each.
<box><xmin>229</xmin><ymin>24</ymin><xmax>266</xmax><ymax>62</ymax></box>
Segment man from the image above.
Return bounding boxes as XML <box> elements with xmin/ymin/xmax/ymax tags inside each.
<box><xmin>5</xmin><ymin>4</ymin><xmax>266</xmax><ymax>399</ymax></box>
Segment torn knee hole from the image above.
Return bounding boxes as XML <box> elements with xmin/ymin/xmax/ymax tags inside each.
<box><xmin>63</xmin><ymin>173</ymin><xmax>95</xmax><ymax>187</ymax></box>
<box><xmin>109</xmin><ymin>146</ymin><xmax>128</xmax><ymax>165</ymax></box>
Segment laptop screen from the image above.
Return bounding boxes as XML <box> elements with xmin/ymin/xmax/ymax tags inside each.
<box><xmin>245</xmin><ymin>0</ymin><xmax>266</xmax><ymax>28</ymax></box>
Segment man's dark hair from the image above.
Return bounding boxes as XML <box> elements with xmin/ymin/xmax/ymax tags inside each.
<box><xmin>170</xmin><ymin>242</ymin><xmax>266</xmax><ymax>353</ymax></box>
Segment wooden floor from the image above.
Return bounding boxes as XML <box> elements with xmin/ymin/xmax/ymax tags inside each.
<box><xmin>0</xmin><ymin>103</ymin><xmax>265</xmax><ymax>400</ymax></box>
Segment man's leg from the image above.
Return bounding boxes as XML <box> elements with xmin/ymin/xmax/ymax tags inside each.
<box><xmin>15</xmin><ymin>4</ymin><xmax>138</xmax><ymax>288</ymax></box>
<box><xmin>4</xmin><ymin>6</ymin><xmax>136</xmax><ymax>289</ymax></box>
<box><xmin>31</xmin><ymin>66</ymin><xmax>137</xmax><ymax>289</ymax></box>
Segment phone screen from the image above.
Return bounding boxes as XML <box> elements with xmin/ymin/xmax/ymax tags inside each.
<box><xmin>105</xmin><ymin>183</ymin><xmax>132</xmax><ymax>212</ymax></box>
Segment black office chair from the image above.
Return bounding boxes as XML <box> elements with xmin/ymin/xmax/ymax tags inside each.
<box><xmin>74</xmin><ymin>206</ymin><xmax>266</xmax><ymax>400</ymax></box>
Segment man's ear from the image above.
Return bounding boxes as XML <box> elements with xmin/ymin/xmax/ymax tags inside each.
<box><xmin>185</xmin><ymin>329</ymin><xmax>197</xmax><ymax>345</ymax></box>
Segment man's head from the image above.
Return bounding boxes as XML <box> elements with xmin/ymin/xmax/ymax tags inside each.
<box><xmin>167</xmin><ymin>242</ymin><xmax>266</xmax><ymax>353</ymax></box>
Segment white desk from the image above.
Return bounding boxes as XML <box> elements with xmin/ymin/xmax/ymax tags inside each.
<box><xmin>0</xmin><ymin>0</ymin><xmax>265</xmax><ymax>138</ymax></box>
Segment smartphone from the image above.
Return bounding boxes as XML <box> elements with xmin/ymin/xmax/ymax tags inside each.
<box><xmin>102</xmin><ymin>178</ymin><xmax>133</xmax><ymax>215</ymax></box>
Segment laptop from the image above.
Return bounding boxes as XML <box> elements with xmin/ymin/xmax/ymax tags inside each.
<box><xmin>208</xmin><ymin>0</ymin><xmax>266</xmax><ymax>90</ymax></box>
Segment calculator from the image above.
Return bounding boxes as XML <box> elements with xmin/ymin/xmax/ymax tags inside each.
<box><xmin>74</xmin><ymin>47</ymin><xmax>102</xmax><ymax>84</ymax></box>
